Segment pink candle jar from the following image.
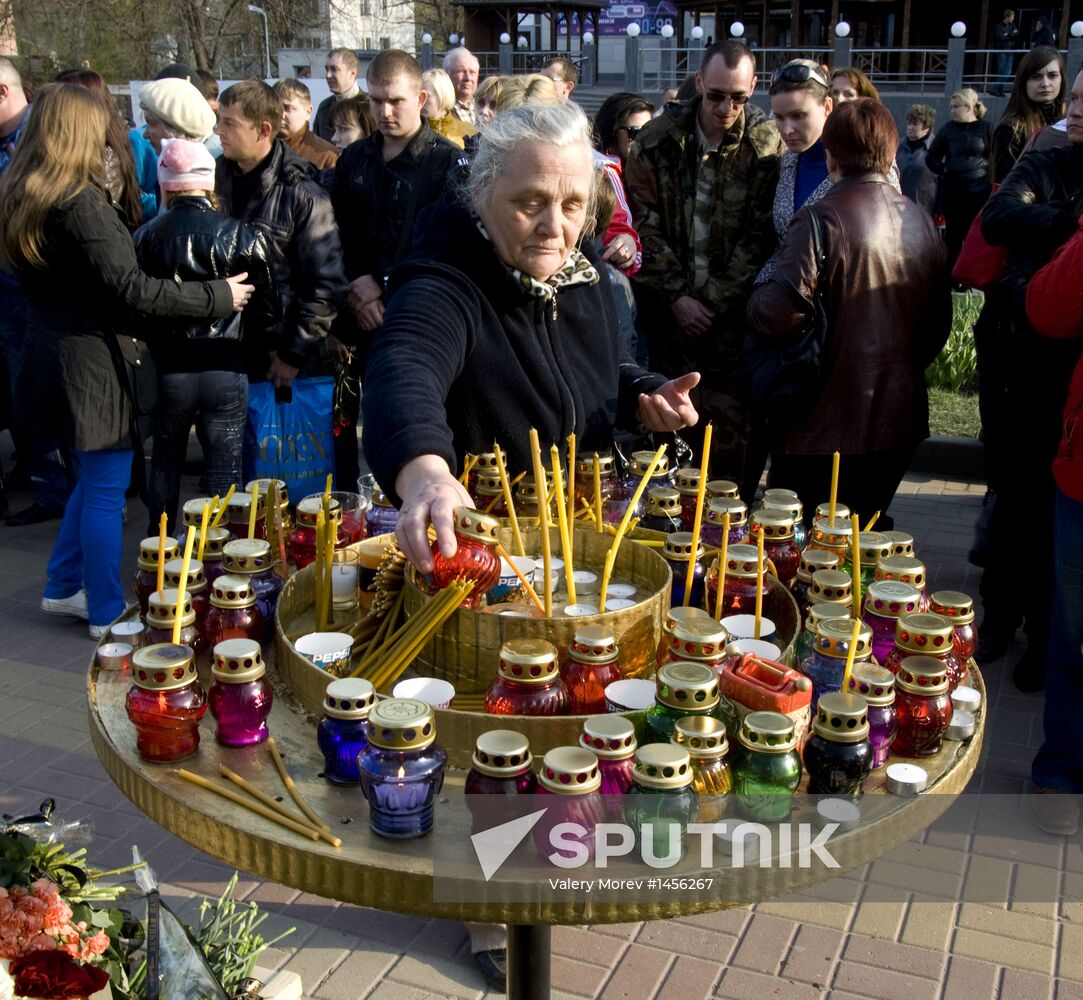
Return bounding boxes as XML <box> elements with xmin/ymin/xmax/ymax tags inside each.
<box><xmin>892</xmin><ymin>656</ymin><xmax>953</xmax><ymax>757</ymax></box>
<box><xmin>430</xmin><ymin>507</ymin><xmax>502</xmax><ymax>609</ymax></box>
<box><xmin>204</xmin><ymin>575</ymin><xmax>264</xmax><ymax>647</ymax></box>
<box><xmin>226</xmin><ymin>491</ymin><xmax>267</xmax><ymax>542</ymax></box>
<box><xmin>164</xmin><ymin>557</ymin><xmax>209</xmax><ymax>623</ymax></box>
<box><xmin>579</xmin><ymin>715</ymin><xmax>637</xmax><ymax>801</ymax></box>
<box><xmin>486</xmin><ymin>639</ymin><xmax>570</xmax><ymax>716</ymax></box>
<box><xmin>862</xmin><ymin>580</ymin><xmax>923</xmax><ymax>664</ymax></box>
<box><xmin>199</xmin><ymin>526</ymin><xmax>230</xmax><ymax>585</ymax></box>
<box><xmin>675</xmin><ymin>467</ymin><xmax>701</xmax><ymax>530</ymax></box>
<box><xmin>562</xmin><ymin>625</ymin><xmax>623</xmax><ymax>715</ymax></box>
<box><xmin>134</xmin><ymin>535</ymin><xmax>180</xmax><ymax>619</ymax></box>
<box><xmin>883</xmin><ymin>612</ymin><xmax>965</xmax><ymax>689</ymax></box>
<box><xmin>288</xmin><ymin>496</ymin><xmax>342</xmax><ymax>569</ymax></box>
<box><xmin>875</xmin><ymin>556</ymin><xmax>930</xmax><ymax>611</ymax></box>
<box><xmin>145</xmin><ymin>588</ymin><xmax>203</xmax><ymax>654</ymax></box>
<box><xmin>749</xmin><ymin>510</ymin><xmax>800</xmax><ymax>588</ymax></box>
<box><xmin>702</xmin><ymin>497</ymin><xmax>749</xmax><ymax>550</ymax></box>
<box><xmin>533</xmin><ymin>747</ymin><xmax>604</xmax><ymax>861</ymax></box>
<box><xmin>465</xmin><ymin>729</ymin><xmax>537</xmax><ymax>834</ymax></box>
<box><xmin>930</xmin><ymin>591</ymin><xmax>978</xmax><ymax>663</ymax></box>
<box><xmin>846</xmin><ymin>663</ymin><xmax>897</xmax><ymax>768</ymax></box>
<box><xmin>125</xmin><ymin>643</ymin><xmax>207</xmax><ymax>763</ymax></box>
<box><xmin>208</xmin><ymin>638</ymin><xmax>273</xmax><ymax>746</ymax></box>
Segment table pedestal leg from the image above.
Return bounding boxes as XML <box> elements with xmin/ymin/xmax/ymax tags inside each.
<box><xmin>506</xmin><ymin>923</ymin><xmax>551</xmax><ymax>999</ymax></box>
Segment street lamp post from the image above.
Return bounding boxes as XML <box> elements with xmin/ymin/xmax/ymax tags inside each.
<box><xmin>246</xmin><ymin>3</ymin><xmax>271</xmax><ymax>78</ymax></box>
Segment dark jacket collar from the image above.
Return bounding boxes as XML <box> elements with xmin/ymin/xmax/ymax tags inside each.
<box><xmin>362</xmin><ymin>122</ymin><xmax>440</xmax><ymax>166</ymax></box>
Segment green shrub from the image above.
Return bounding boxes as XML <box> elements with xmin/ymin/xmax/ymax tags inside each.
<box><xmin>926</xmin><ymin>290</ymin><xmax>981</xmax><ymax>393</ymax></box>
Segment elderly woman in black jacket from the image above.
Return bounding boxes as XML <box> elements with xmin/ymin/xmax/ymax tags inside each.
<box><xmin>0</xmin><ymin>84</ymin><xmax>253</xmax><ymax>637</ymax></box>
<box><xmin>361</xmin><ymin>100</ymin><xmax>700</xmax><ymax>571</ymax></box>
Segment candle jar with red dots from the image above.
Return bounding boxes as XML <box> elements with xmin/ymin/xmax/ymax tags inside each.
<box><xmin>702</xmin><ymin>498</ymin><xmax>749</xmax><ymax>550</ymax></box>
<box><xmin>665</xmin><ymin>618</ymin><xmax>731</xmax><ymax>677</ymax></box>
<box><xmin>133</xmin><ymin>535</ymin><xmax>180</xmax><ymax>619</ymax></box>
<box><xmin>486</xmin><ymin>639</ymin><xmax>570</xmax><ymax>715</ymax></box>
<box><xmin>223</xmin><ymin>539</ymin><xmax>282</xmax><ymax>641</ymax></box>
<box><xmin>807</xmin><ymin>516</ymin><xmax>851</xmax><ymax>561</ymax></box>
<box><xmin>657</xmin><ymin>606</ymin><xmax>717</xmax><ymax>668</ymax></box>
<box><xmin>561</xmin><ymin>625</ymin><xmax>623</xmax><ymax>715</ymax></box>
<box><xmin>533</xmin><ymin>747</ymin><xmax>604</xmax><ymax>861</ymax></box>
<box><xmin>930</xmin><ymin>591</ymin><xmax>978</xmax><ymax>663</ymax></box>
<box><xmin>199</xmin><ymin>526</ymin><xmax>231</xmax><ymax>586</ymax></box>
<box><xmin>288</xmin><ymin>496</ymin><xmax>342</xmax><ymax>569</ymax></box>
<box><xmin>675</xmin><ymin>467</ymin><xmax>701</xmax><ymax>530</ymax></box>
<box><xmin>749</xmin><ymin>510</ymin><xmax>801</xmax><ymax>588</ymax></box>
<box><xmin>204</xmin><ymin>575</ymin><xmax>264</xmax><ymax>647</ymax></box>
<box><xmin>208</xmin><ymin>638</ymin><xmax>273</xmax><ymax>746</ymax></box>
<box><xmin>430</xmin><ymin>507</ymin><xmax>502</xmax><ymax>609</ymax></box>
<box><xmin>144</xmin><ymin>589</ymin><xmax>203</xmax><ymax>654</ymax></box>
<box><xmin>125</xmin><ymin>643</ymin><xmax>207</xmax><ymax>763</ymax></box>
<box><xmin>875</xmin><ymin>556</ymin><xmax>931</xmax><ymax>611</ymax></box>
<box><xmin>704</xmin><ymin>543</ymin><xmax>760</xmax><ymax>619</ymax></box>
<box><xmin>883</xmin><ymin>612</ymin><xmax>965</xmax><ymax>689</ymax></box>
<box><xmin>892</xmin><ymin>656</ymin><xmax>953</xmax><ymax>757</ymax></box>
<box><xmin>164</xmin><ymin>557</ymin><xmax>209</xmax><ymax>623</ymax></box>
<box><xmin>862</xmin><ymin>580</ymin><xmax>923</xmax><ymax>664</ymax></box>
<box><xmin>579</xmin><ymin>715</ymin><xmax>637</xmax><ymax>801</ymax></box>
<box><xmin>226</xmin><ymin>491</ymin><xmax>267</xmax><ymax>542</ymax></box>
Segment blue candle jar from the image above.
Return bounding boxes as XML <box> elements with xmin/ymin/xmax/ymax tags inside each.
<box><xmin>223</xmin><ymin>538</ymin><xmax>282</xmax><ymax>642</ymax></box>
<box><xmin>316</xmin><ymin>677</ymin><xmax>376</xmax><ymax>785</ymax></box>
<box><xmin>731</xmin><ymin>711</ymin><xmax>802</xmax><ymax>821</ymax></box>
<box><xmin>643</xmin><ymin>661</ymin><xmax>724</xmax><ymax>744</ymax></box>
<box><xmin>802</xmin><ymin>692</ymin><xmax>874</xmax><ymax>796</ymax></box>
<box><xmin>794</xmin><ymin>603</ymin><xmax>851</xmax><ymax>667</ymax></box>
<box><xmin>662</xmin><ymin>532</ymin><xmax>706</xmax><ymax>609</ymax></box>
<box><xmin>642</xmin><ymin>486</ymin><xmax>683</xmax><ymax>534</ymax></box>
<box><xmin>793</xmin><ymin>549</ymin><xmax>840</xmax><ymax>615</ymax></box>
<box><xmin>624</xmin><ymin>744</ymin><xmax>698</xmax><ymax>861</ymax></box>
<box><xmin>797</xmin><ymin>617</ymin><xmax>872</xmax><ymax>709</ymax></box>
<box><xmin>365</xmin><ymin>491</ymin><xmax>400</xmax><ymax>537</ymax></box>
<box><xmin>357</xmin><ymin>698</ymin><xmax>446</xmax><ymax>838</ymax></box>
<box><xmin>702</xmin><ymin>497</ymin><xmax>749</xmax><ymax>550</ymax></box>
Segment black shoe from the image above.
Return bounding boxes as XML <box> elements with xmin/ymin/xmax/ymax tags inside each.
<box><xmin>4</xmin><ymin>502</ymin><xmax>62</xmax><ymax>526</ymax></box>
<box><xmin>1012</xmin><ymin>646</ymin><xmax>1046</xmax><ymax>693</ymax></box>
<box><xmin>473</xmin><ymin>949</ymin><xmax>507</xmax><ymax>991</ymax></box>
<box><xmin>976</xmin><ymin>628</ymin><xmax>1014</xmax><ymax>662</ymax></box>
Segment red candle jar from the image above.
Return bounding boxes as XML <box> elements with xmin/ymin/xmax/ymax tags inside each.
<box><xmin>806</xmin><ymin>570</ymin><xmax>852</xmax><ymax>617</ymax></box>
<box><xmin>134</xmin><ymin>535</ymin><xmax>180</xmax><ymax>619</ymax></box>
<box><xmin>288</xmin><ymin>497</ymin><xmax>342</xmax><ymax>569</ymax></box>
<box><xmin>227</xmin><ymin>491</ymin><xmax>267</xmax><ymax>542</ymax></box>
<box><xmin>145</xmin><ymin>588</ymin><xmax>203</xmax><ymax>654</ymax></box>
<box><xmin>164</xmin><ymin>557</ymin><xmax>209</xmax><ymax>622</ymax></box>
<box><xmin>199</xmin><ymin>526</ymin><xmax>231</xmax><ymax>585</ymax></box>
<box><xmin>486</xmin><ymin>638</ymin><xmax>570</xmax><ymax>716</ymax></box>
<box><xmin>891</xmin><ymin>655</ymin><xmax>953</xmax><ymax>757</ymax></box>
<box><xmin>326</xmin><ymin>491</ymin><xmax>366</xmax><ymax>546</ymax></box>
<box><xmin>702</xmin><ymin>497</ymin><xmax>749</xmax><ymax>550</ymax></box>
<box><xmin>667</xmin><ymin>618</ymin><xmax>731</xmax><ymax>677</ymax></box>
<box><xmin>208</xmin><ymin>638</ymin><xmax>273</xmax><ymax>746</ymax></box>
<box><xmin>704</xmin><ymin>543</ymin><xmax>760</xmax><ymax>619</ymax></box>
<box><xmin>579</xmin><ymin>715</ymin><xmax>637</xmax><ymax>801</ymax></box>
<box><xmin>575</xmin><ymin>451</ymin><xmax>619</xmax><ymax>518</ymax></box>
<box><xmin>204</xmin><ymin>574</ymin><xmax>264</xmax><ymax>647</ymax></box>
<box><xmin>125</xmin><ymin>643</ymin><xmax>207</xmax><ymax>763</ymax></box>
<box><xmin>430</xmin><ymin>507</ymin><xmax>501</xmax><ymax>609</ymax></box>
<box><xmin>465</xmin><ymin>729</ymin><xmax>537</xmax><ymax>834</ymax></box>
<box><xmin>562</xmin><ymin>624</ymin><xmax>623</xmax><ymax>714</ymax></box>
<box><xmin>675</xmin><ymin>467</ymin><xmax>701</xmax><ymax>531</ymax></box>
<box><xmin>223</xmin><ymin>538</ymin><xmax>282</xmax><ymax>642</ymax></box>
<box><xmin>533</xmin><ymin>747</ymin><xmax>604</xmax><ymax>861</ymax></box>
<box><xmin>930</xmin><ymin>591</ymin><xmax>978</xmax><ymax>663</ymax></box>
<box><xmin>658</xmin><ymin>606</ymin><xmax>717</xmax><ymax>667</ymax></box>
<box><xmin>862</xmin><ymin>580</ymin><xmax>922</xmax><ymax>663</ymax></box>
<box><xmin>875</xmin><ymin>556</ymin><xmax>931</xmax><ymax>611</ymax></box>
<box><xmin>246</xmin><ymin>478</ymin><xmax>291</xmax><ymax>532</ymax></box>
<box><xmin>749</xmin><ymin>510</ymin><xmax>800</xmax><ymax>588</ymax></box>
<box><xmin>473</xmin><ymin>472</ymin><xmax>506</xmax><ymax>517</ymax></box>
<box><xmin>883</xmin><ymin>612</ymin><xmax>965</xmax><ymax>689</ymax></box>
<box><xmin>807</xmin><ymin>516</ymin><xmax>852</xmax><ymax>560</ymax></box>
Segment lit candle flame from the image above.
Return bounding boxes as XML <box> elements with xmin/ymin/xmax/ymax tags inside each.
<box><xmin>397</xmin><ymin>765</ymin><xmax>405</xmax><ymax>784</ymax></box>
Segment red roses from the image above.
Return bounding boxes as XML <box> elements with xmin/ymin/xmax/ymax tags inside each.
<box><xmin>9</xmin><ymin>950</ymin><xmax>110</xmax><ymax>999</ymax></box>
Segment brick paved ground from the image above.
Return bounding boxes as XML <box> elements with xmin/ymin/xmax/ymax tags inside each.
<box><xmin>2</xmin><ymin>435</ymin><xmax>1082</xmax><ymax>1000</ymax></box>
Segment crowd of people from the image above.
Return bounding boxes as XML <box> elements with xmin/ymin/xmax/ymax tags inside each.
<box><xmin>0</xmin><ymin>23</ymin><xmax>1081</xmax><ymax>847</ymax></box>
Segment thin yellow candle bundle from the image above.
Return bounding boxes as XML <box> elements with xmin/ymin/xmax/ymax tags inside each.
<box><xmin>599</xmin><ymin>443</ymin><xmax>666</xmax><ymax>611</ymax></box>
<box><xmin>324</xmin><ymin>472</ymin><xmax>333</xmax><ymax>501</ymax></box>
<box><xmin>247</xmin><ymin>481</ymin><xmax>260</xmax><ymax>539</ymax></box>
<box><xmin>493</xmin><ymin>444</ymin><xmax>525</xmax><ymax>558</ymax></box>
<box><xmin>683</xmin><ymin>422</ymin><xmax>712</xmax><ymax>607</ymax></box>
<box><xmin>754</xmin><ymin>527</ymin><xmax>765</xmax><ymax>640</ymax></box>
<box><xmin>156</xmin><ymin>512</ymin><xmax>167</xmax><ymax>598</ymax></box>
<box><xmin>840</xmin><ymin>617</ymin><xmax>862</xmax><ymax>694</ymax></box>
<box><xmin>172</xmin><ymin>525</ymin><xmax>196</xmax><ymax>645</ymax></box>
<box><xmin>592</xmin><ymin>453</ymin><xmax>603</xmax><ymax>534</ymax></box>
<box><xmin>851</xmin><ymin>513</ymin><xmax>862</xmax><ymax>619</ymax></box>
<box><xmin>529</xmin><ymin>428</ymin><xmax>553</xmax><ymax>616</ymax></box>
<box><xmin>196</xmin><ymin>501</ymin><xmax>211</xmax><ymax>562</ymax></box>
<box><xmin>828</xmin><ymin>451</ymin><xmax>840</xmax><ymax>524</ymax></box>
<box><xmin>550</xmin><ymin>445</ymin><xmax>576</xmax><ymax>605</ymax></box>
<box><xmin>314</xmin><ymin>509</ymin><xmax>327</xmax><ymax>630</ymax></box>
<box><xmin>712</xmin><ymin>513</ymin><xmax>731</xmax><ymax>619</ymax></box>
<box><xmin>270</xmin><ymin>482</ymin><xmax>288</xmax><ymax>578</ymax></box>
<box><xmin>210</xmin><ymin>484</ymin><xmax>235</xmax><ymax>528</ymax></box>
<box><xmin>458</xmin><ymin>454</ymin><xmax>477</xmax><ymax>488</ymax></box>
<box><xmin>323</xmin><ymin>512</ymin><xmax>335</xmax><ymax>626</ymax></box>
<box><xmin>566</xmin><ymin>433</ymin><xmax>576</xmax><ymax>514</ymax></box>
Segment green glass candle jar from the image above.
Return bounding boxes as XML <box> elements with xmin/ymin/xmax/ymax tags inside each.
<box><xmin>732</xmin><ymin>711</ymin><xmax>802</xmax><ymax>821</ymax></box>
<box><xmin>844</xmin><ymin>531</ymin><xmax>893</xmax><ymax>590</ymax></box>
<box><xmin>643</xmin><ymin>661</ymin><xmax>724</xmax><ymax>744</ymax></box>
<box><xmin>624</xmin><ymin>744</ymin><xmax>698</xmax><ymax>862</ymax></box>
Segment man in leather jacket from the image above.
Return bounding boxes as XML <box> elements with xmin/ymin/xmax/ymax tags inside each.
<box><xmin>214</xmin><ymin>79</ymin><xmax>346</xmax><ymax>388</ymax></box>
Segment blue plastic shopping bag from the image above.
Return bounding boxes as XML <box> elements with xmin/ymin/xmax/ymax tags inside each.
<box><xmin>243</xmin><ymin>376</ymin><xmax>335</xmax><ymax>503</ymax></box>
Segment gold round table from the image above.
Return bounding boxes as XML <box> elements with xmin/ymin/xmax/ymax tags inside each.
<box><xmin>89</xmin><ymin>650</ymin><xmax>983</xmax><ymax>999</ymax></box>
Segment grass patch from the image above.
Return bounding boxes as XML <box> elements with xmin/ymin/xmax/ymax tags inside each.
<box><xmin>929</xmin><ymin>387</ymin><xmax>981</xmax><ymax>438</ymax></box>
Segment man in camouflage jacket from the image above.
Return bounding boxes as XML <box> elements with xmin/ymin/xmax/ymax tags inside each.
<box><xmin>625</xmin><ymin>41</ymin><xmax>781</xmax><ymax>486</ymax></box>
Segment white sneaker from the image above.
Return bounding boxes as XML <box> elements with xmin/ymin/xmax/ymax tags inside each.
<box><xmin>89</xmin><ymin>623</ymin><xmax>109</xmax><ymax>640</ymax></box>
<box><xmin>41</xmin><ymin>591</ymin><xmax>89</xmax><ymax>621</ymax></box>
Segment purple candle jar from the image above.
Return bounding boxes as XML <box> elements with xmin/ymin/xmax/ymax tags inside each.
<box><xmin>133</xmin><ymin>534</ymin><xmax>180</xmax><ymax>619</ymax></box>
<box><xmin>208</xmin><ymin>638</ymin><xmax>273</xmax><ymax>746</ymax></box>
<box><xmin>365</xmin><ymin>491</ymin><xmax>400</xmax><ymax>537</ymax></box>
<box><xmin>579</xmin><ymin>714</ymin><xmax>637</xmax><ymax>806</ymax></box>
<box><xmin>702</xmin><ymin>497</ymin><xmax>749</xmax><ymax>550</ymax></box>
<box><xmin>465</xmin><ymin>730</ymin><xmax>537</xmax><ymax>833</ymax></box>
<box><xmin>750</xmin><ymin>509</ymin><xmax>801</xmax><ymax>588</ymax></box>
<box><xmin>533</xmin><ymin>747</ymin><xmax>604</xmax><ymax>861</ymax></box>
<box><xmin>663</xmin><ymin>531</ymin><xmax>706</xmax><ymax>609</ymax></box>
<box><xmin>145</xmin><ymin>588</ymin><xmax>203</xmax><ymax>654</ymax></box>
<box><xmin>357</xmin><ymin>698</ymin><xmax>446</xmax><ymax>838</ymax></box>
<box><xmin>317</xmin><ymin>677</ymin><xmax>376</xmax><ymax>785</ymax></box>
<box><xmin>862</xmin><ymin>580</ymin><xmax>922</xmax><ymax>664</ymax></box>
<box><xmin>846</xmin><ymin>663</ymin><xmax>897</xmax><ymax>768</ymax></box>
<box><xmin>223</xmin><ymin>538</ymin><xmax>282</xmax><ymax>641</ymax></box>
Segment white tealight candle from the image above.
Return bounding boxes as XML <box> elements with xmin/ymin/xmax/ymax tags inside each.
<box><xmin>945</xmin><ymin>710</ymin><xmax>975</xmax><ymax>741</ymax></box>
<box><xmin>563</xmin><ymin>603</ymin><xmax>599</xmax><ymax>617</ymax></box>
<box><xmin>816</xmin><ymin>798</ymin><xmax>861</xmax><ymax>831</ymax></box>
<box><xmin>572</xmin><ymin>570</ymin><xmax>599</xmax><ymax>595</ymax></box>
<box><xmin>885</xmin><ymin>762</ymin><xmax>928</xmax><ymax>796</ymax></box>
<box><xmin>331</xmin><ymin>564</ymin><xmax>358</xmax><ymax>597</ymax></box>
<box><xmin>607</xmin><ymin>583</ymin><xmax>636</xmax><ymax>600</ymax></box>
<box><xmin>606</xmin><ymin>598</ymin><xmax>636</xmax><ymax>610</ymax></box>
<box><xmin>951</xmin><ymin>685</ymin><xmax>981</xmax><ymax>714</ymax></box>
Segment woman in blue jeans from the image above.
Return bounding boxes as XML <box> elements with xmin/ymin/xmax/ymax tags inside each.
<box><xmin>0</xmin><ymin>84</ymin><xmax>253</xmax><ymax>637</ymax></box>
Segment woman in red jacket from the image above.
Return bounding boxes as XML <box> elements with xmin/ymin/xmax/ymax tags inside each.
<box><xmin>1023</xmin><ymin>226</ymin><xmax>1083</xmax><ymax>835</ymax></box>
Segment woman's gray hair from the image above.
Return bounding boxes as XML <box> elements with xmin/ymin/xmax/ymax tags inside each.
<box><xmin>465</xmin><ymin>100</ymin><xmax>597</xmax><ymax>222</ymax></box>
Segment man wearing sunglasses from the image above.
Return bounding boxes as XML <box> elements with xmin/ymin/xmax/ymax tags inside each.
<box><xmin>625</xmin><ymin>39</ymin><xmax>781</xmax><ymax>484</ymax></box>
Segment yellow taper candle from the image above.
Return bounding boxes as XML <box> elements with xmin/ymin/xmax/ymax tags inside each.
<box><xmin>828</xmin><ymin>451</ymin><xmax>840</xmax><ymax>524</ymax></box>
<box><xmin>550</xmin><ymin>445</ymin><xmax>576</xmax><ymax>604</ymax></box>
<box><xmin>156</xmin><ymin>512</ymin><xmax>167</xmax><ymax>598</ymax></box>
<box><xmin>247</xmin><ymin>482</ymin><xmax>260</xmax><ymax>539</ymax></box>
<box><xmin>172</xmin><ymin>525</ymin><xmax>196</xmax><ymax>645</ymax></box>
<box><xmin>754</xmin><ymin>527</ymin><xmax>765</xmax><ymax>640</ymax></box>
<box><xmin>841</xmin><ymin>617</ymin><xmax>862</xmax><ymax>694</ymax></box>
<box><xmin>683</xmin><ymin>422</ymin><xmax>712</xmax><ymax>607</ymax></box>
<box><xmin>210</xmin><ymin>484</ymin><xmax>235</xmax><ymax>528</ymax></box>
<box><xmin>528</xmin><ymin>428</ymin><xmax>553</xmax><ymax>617</ymax></box>
<box><xmin>592</xmin><ymin>452</ymin><xmax>603</xmax><ymax>533</ymax></box>
<box><xmin>712</xmin><ymin>513</ymin><xmax>731</xmax><ymax>619</ymax></box>
<box><xmin>493</xmin><ymin>443</ymin><xmax>525</xmax><ymax>557</ymax></box>
<box><xmin>566</xmin><ymin>433</ymin><xmax>576</xmax><ymax>514</ymax></box>
<box><xmin>196</xmin><ymin>501</ymin><xmax>211</xmax><ymax>562</ymax></box>
<box><xmin>851</xmin><ymin>513</ymin><xmax>862</xmax><ymax>619</ymax></box>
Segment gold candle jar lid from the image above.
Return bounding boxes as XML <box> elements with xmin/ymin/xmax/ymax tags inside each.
<box><xmin>814</xmin><ymin>502</ymin><xmax>851</xmax><ymax>522</ymax></box>
<box><xmin>367</xmin><ymin>698</ymin><xmax>437</xmax><ymax>750</ymax></box>
<box><xmin>807</xmin><ymin>602</ymin><xmax>851</xmax><ymax>629</ymax></box>
<box><xmin>227</xmin><ymin>491</ymin><xmax>265</xmax><ymax>524</ymax></box>
<box><xmin>895</xmin><ymin>655</ymin><xmax>950</xmax><ymax>696</ymax></box>
<box><xmin>750</xmin><ymin>509</ymin><xmax>795</xmax><ymax>541</ymax></box>
<box><xmin>761</xmin><ymin>496</ymin><xmax>804</xmax><ymax>524</ymax></box>
<box><xmin>847</xmin><ymin>663</ymin><xmax>896</xmax><ymax>706</ymax></box>
<box><xmin>200</xmin><ymin>526</ymin><xmax>230</xmax><ymax>562</ymax></box>
<box><xmin>296</xmin><ymin>496</ymin><xmax>342</xmax><ymax>527</ymax></box>
<box><xmin>705</xmin><ymin>497</ymin><xmax>747</xmax><ymax>527</ymax></box>
<box><xmin>472</xmin><ymin>729</ymin><xmax>533</xmax><ymax>777</ymax></box>
<box><xmin>474</xmin><ymin>452</ymin><xmax>499</xmax><ymax>474</ymax></box>
<box><xmin>930</xmin><ymin>591</ymin><xmax>975</xmax><ymax>625</ymax></box>
<box><xmin>580</xmin><ymin>715</ymin><xmax>636</xmax><ymax>760</ymax></box>
<box><xmin>663</xmin><ymin>606</ymin><xmax>715</xmax><ymax>636</ymax></box>
<box><xmin>864</xmin><ymin>580</ymin><xmax>921</xmax><ymax>619</ymax></box>
<box><xmin>894</xmin><ymin>612</ymin><xmax>955</xmax><ymax>655</ymax></box>
<box><xmin>797</xmin><ymin>548</ymin><xmax>840</xmax><ymax>583</ymax></box>
<box><xmin>670</xmin><ymin>619</ymin><xmax>730</xmax><ymax>661</ymax></box>
<box><xmin>210</xmin><ymin>574</ymin><xmax>257</xmax><ymax>609</ymax></box>
<box><xmin>632</xmin><ymin>744</ymin><xmax>693</xmax><ymax>790</ymax></box>
<box><xmin>568</xmin><ymin>625</ymin><xmax>618</xmax><ymax>664</ymax></box>
<box><xmin>132</xmin><ymin>643</ymin><xmax>197</xmax><ymax>691</ymax></box>
<box><xmin>515</xmin><ymin>472</ymin><xmax>549</xmax><ymax>502</ymax></box>
<box><xmin>810</xmin><ymin>517</ymin><xmax>852</xmax><ymax>549</ymax></box>
<box><xmin>453</xmin><ymin>506</ymin><xmax>500</xmax><ymax>545</ymax></box>
<box><xmin>540</xmin><ymin>746</ymin><xmax>601</xmax><ymax>794</ymax></box>
<box><xmin>849</xmin><ymin>530</ymin><xmax>893</xmax><ymax>565</ymax></box>
<box><xmin>738</xmin><ymin>711</ymin><xmax>797</xmax><ymax>753</ymax></box>
<box><xmin>672</xmin><ymin>715</ymin><xmax>729</xmax><ymax>759</ymax></box>
<box><xmin>223</xmin><ymin>538</ymin><xmax>274</xmax><ymax>575</ymax></box>
<box><xmin>138</xmin><ymin>535</ymin><xmax>180</xmax><ymax>571</ymax></box>
<box><xmin>474</xmin><ymin>472</ymin><xmax>503</xmax><ymax>499</ymax></box>
<box><xmin>212</xmin><ymin>638</ymin><xmax>265</xmax><ymax>683</ymax></box>
<box><xmin>656</xmin><ymin>661</ymin><xmax>720</xmax><ymax>711</ymax></box>
<box><xmin>882</xmin><ymin>530</ymin><xmax>915</xmax><ymax>557</ymax></box>
<box><xmin>181</xmin><ymin>497</ymin><xmax>215</xmax><ymax>526</ymax></box>
<box><xmin>763</xmin><ymin>487</ymin><xmax>800</xmax><ymax>506</ymax></box>
<box><xmin>875</xmin><ymin>555</ymin><xmax>927</xmax><ymax>591</ymax></box>
<box><xmin>164</xmin><ymin>557</ymin><xmax>207</xmax><ymax>594</ymax></box>
<box><xmin>576</xmin><ymin>450</ymin><xmax>616</xmax><ymax>477</ymax></box>
<box><xmin>809</xmin><ymin>570</ymin><xmax>852</xmax><ymax>605</ymax></box>
<box><xmin>498</xmin><ymin>638</ymin><xmax>560</xmax><ymax>684</ymax></box>
<box><xmin>371</xmin><ymin>491</ymin><xmax>394</xmax><ymax>509</ymax></box>
<box><xmin>662</xmin><ymin>530</ymin><xmax>704</xmax><ymax>562</ymax></box>
<box><xmin>322</xmin><ymin>677</ymin><xmax>376</xmax><ymax>719</ymax></box>
<box><xmin>675</xmin><ymin>467</ymin><xmax>701</xmax><ymax>496</ymax></box>
<box><xmin>246</xmin><ymin>479</ymin><xmax>289</xmax><ymax>505</ymax></box>
<box><xmin>629</xmin><ymin>451</ymin><xmax>669</xmax><ymax>477</ymax></box>
<box><xmin>812</xmin><ymin>692</ymin><xmax>870</xmax><ymax>743</ymax></box>
<box><xmin>646</xmin><ymin>485</ymin><xmax>681</xmax><ymax>515</ymax></box>
<box><xmin>815</xmin><ymin>617</ymin><xmax>873</xmax><ymax>660</ymax></box>
<box><xmin>147</xmin><ymin>588</ymin><xmax>195</xmax><ymax>628</ymax></box>
<box><xmin>706</xmin><ymin>479</ymin><xmax>739</xmax><ymax>500</ymax></box>
<box><xmin>719</xmin><ymin>543</ymin><xmax>760</xmax><ymax>580</ymax></box>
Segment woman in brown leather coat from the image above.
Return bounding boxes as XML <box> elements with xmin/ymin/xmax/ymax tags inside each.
<box><xmin>746</xmin><ymin>98</ymin><xmax>952</xmax><ymax>528</ymax></box>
